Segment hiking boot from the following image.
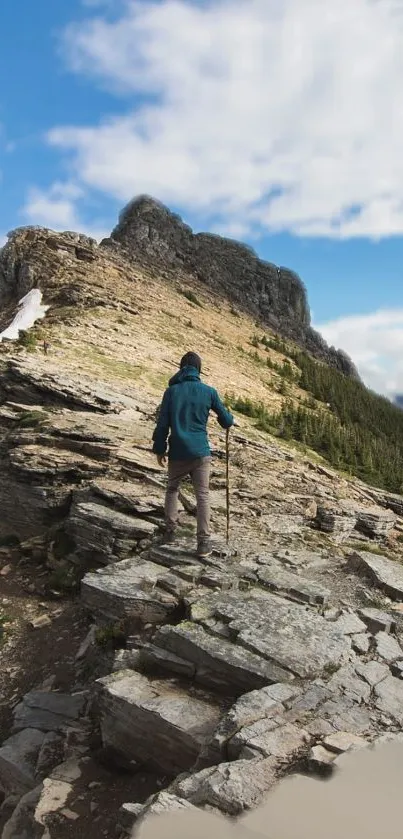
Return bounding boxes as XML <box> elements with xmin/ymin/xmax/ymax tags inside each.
<box><xmin>197</xmin><ymin>538</ymin><xmax>213</xmax><ymax>559</ymax></box>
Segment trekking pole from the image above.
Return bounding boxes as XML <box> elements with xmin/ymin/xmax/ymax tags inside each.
<box><xmin>225</xmin><ymin>427</ymin><xmax>230</xmax><ymax>544</ymax></box>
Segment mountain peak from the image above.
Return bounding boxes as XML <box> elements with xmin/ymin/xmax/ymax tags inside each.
<box><xmin>104</xmin><ymin>195</ymin><xmax>357</xmax><ymax>378</ymax></box>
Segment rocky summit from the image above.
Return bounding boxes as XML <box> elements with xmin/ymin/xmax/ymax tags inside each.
<box><xmin>0</xmin><ymin>203</ymin><xmax>403</xmax><ymax>838</ymax></box>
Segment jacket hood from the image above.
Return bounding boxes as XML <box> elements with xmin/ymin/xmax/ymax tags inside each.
<box><xmin>169</xmin><ymin>365</ymin><xmax>201</xmax><ymax>387</ymax></box>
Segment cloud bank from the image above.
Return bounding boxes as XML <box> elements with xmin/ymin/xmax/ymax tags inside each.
<box><xmin>40</xmin><ymin>0</ymin><xmax>403</xmax><ymax>239</ymax></box>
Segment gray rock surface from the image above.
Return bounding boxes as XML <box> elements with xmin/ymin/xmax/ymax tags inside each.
<box><xmin>315</xmin><ymin>506</ymin><xmax>355</xmax><ymax>539</ymax></box>
<box><xmin>13</xmin><ymin>691</ymin><xmax>87</xmax><ymax>733</ymax></box>
<box><xmin>172</xmin><ymin>757</ymin><xmax>278</xmax><ymax>815</ymax></box>
<box><xmin>256</xmin><ymin>565</ymin><xmax>330</xmax><ymax>605</ymax></box>
<box><xmin>81</xmin><ymin>557</ymin><xmax>180</xmax><ymax>625</ymax></box>
<box><xmin>229</xmin><ymin>721</ymin><xmax>310</xmax><ymax>762</ymax></box>
<box><xmin>67</xmin><ymin>501</ymin><xmax>158</xmax><ymax>564</ymax></box>
<box><xmin>189</xmin><ymin>591</ymin><xmax>350</xmax><ymax>679</ymax></box>
<box><xmin>357</xmin><ymin>607</ymin><xmax>396</xmax><ymax>635</ymax></box>
<box><xmin>374</xmin><ymin>675</ymin><xmax>403</xmax><ymax>723</ymax></box>
<box><xmin>0</xmin><ymin>729</ymin><xmax>45</xmax><ymax>794</ymax></box>
<box><xmin>374</xmin><ymin>631</ymin><xmax>403</xmax><ymax>663</ymax></box>
<box><xmin>348</xmin><ymin>551</ymin><xmax>403</xmax><ymax>599</ymax></box>
<box><xmin>95</xmin><ymin>670</ymin><xmax>221</xmax><ymax>775</ymax></box>
<box><xmin>355</xmin><ymin>507</ymin><xmax>396</xmax><ymax>538</ymax></box>
<box><xmin>1</xmin><ymin>786</ymin><xmax>43</xmax><ymax>839</ymax></box>
<box><xmin>151</xmin><ymin>623</ymin><xmax>293</xmax><ymax>694</ymax></box>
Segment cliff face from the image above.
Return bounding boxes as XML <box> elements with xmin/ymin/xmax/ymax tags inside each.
<box><xmin>105</xmin><ymin>196</ymin><xmax>358</xmax><ymax>378</ymax></box>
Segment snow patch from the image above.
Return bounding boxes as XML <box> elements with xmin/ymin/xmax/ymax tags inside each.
<box><xmin>0</xmin><ymin>289</ymin><xmax>49</xmax><ymax>342</ymax></box>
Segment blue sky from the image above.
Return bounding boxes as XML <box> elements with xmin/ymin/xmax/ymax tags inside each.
<box><xmin>1</xmin><ymin>0</ymin><xmax>403</xmax><ymax>397</ymax></box>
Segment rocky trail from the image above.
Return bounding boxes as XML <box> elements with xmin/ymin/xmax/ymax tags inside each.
<box><xmin>1</xmin><ymin>213</ymin><xmax>403</xmax><ymax>837</ymax></box>
<box><xmin>2</xmin><ymin>357</ymin><xmax>403</xmax><ymax>837</ymax></box>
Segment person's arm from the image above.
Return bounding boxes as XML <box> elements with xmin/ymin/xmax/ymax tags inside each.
<box><xmin>211</xmin><ymin>389</ymin><xmax>234</xmax><ymax>429</ymax></box>
<box><xmin>152</xmin><ymin>388</ymin><xmax>171</xmax><ymax>459</ymax></box>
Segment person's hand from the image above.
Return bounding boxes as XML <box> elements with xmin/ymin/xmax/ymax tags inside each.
<box><xmin>157</xmin><ymin>454</ymin><xmax>167</xmax><ymax>468</ymax></box>
<box><xmin>232</xmin><ymin>418</ymin><xmax>241</xmax><ymax>428</ymax></box>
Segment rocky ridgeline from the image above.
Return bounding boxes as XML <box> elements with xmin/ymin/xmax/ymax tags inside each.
<box><xmin>1</xmin><ymin>360</ymin><xmax>403</xmax><ymax>836</ymax></box>
<box><xmin>0</xmin><ymin>199</ymin><xmax>357</xmax><ymax>377</ymax></box>
<box><xmin>106</xmin><ymin>196</ymin><xmax>358</xmax><ymax>377</ymax></box>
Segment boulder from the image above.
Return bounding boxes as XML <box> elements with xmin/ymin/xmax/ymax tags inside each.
<box><xmin>357</xmin><ymin>607</ymin><xmax>396</xmax><ymax>635</ymax></box>
<box><xmin>95</xmin><ymin>670</ymin><xmax>221</xmax><ymax>775</ymax></box>
<box><xmin>81</xmin><ymin>557</ymin><xmax>180</xmax><ymax>626</ymax></box>
<box><xmin>315</xmin><ymin>506</ymin><xmax>355</xmax><ymax>540</ymax></box>
<box><xmin>355</xmin><ymin>507</ymin><xmax>396</xmax><ymax>538</ymax></box>
<box><xmin>67</xmin><ymin>501</ymin><xmax>158</xmax><ymax>564</ymax></box>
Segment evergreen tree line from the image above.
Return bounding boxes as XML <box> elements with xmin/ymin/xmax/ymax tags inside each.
<box><xmin>229</xmin><ymin>336</ymin><xmax>403</xmax><ymax>493</ymax></box>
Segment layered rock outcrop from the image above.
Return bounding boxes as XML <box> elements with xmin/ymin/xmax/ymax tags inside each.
<box><xmin>0</xmin><ymin>197</ymin><xmax>357</xmax><ymax>377</ymax></box>
<box><xmin>105</xmin><ymin>195</ymin><xmax>358</xmax><ymax>376</ymax></box>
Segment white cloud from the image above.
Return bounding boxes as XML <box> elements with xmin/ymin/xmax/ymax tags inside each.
<box><xmin>23</xmin><ymin>182</ymin><xmax>84</xmax><ymax>229</ymax></box>
<box><xmin>317</xmin><ymin>309</ymin><xmax>403</xmax><ymax>398</ymax></box>
<box><xmin>44</xmin><ymin>0</ymin><xmax>403</xmax><ymax>239</ymax></box>
<box><xmin>22</xmin><ymin>182</ymin><xmax>108</xmax><ymax>241</ymax></box>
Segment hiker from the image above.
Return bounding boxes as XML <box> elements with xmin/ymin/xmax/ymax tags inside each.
<box><xmin>152</xmin><ymin>351</ymin><xmax>234</xmax><ymax>558</ymax></box>
<box><xmin>43</xmin><ymin>340</ymin><xmax>49</xmax><ymax>356</ymax></box>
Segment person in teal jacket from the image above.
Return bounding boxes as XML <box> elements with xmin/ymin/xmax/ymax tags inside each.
<box><xmin>152</xmin><ymin>351</ymin><xmax>234</xmax><ymax>557</ymax></box>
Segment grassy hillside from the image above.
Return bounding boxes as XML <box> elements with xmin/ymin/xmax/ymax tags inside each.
<box><xmin>226</xmin><ymin>334</ymin><xmax>403</xmax><ymax>494</ymax></box>
<box><xmin>2</xmin><ymin>236</ymin><xmax>402</xmax><ymax>494</ymax></box>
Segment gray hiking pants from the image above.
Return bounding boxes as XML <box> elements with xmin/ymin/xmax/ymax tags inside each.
<box><xmin>165</xmin><ymin>456</ymin><xmax>211</xmax><ymax>540</ymax></box>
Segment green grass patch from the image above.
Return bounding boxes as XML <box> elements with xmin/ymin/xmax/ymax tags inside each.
<box><xmin>178</xmin><ymin>288</ymin><xmax>203</xmax><ymax>307</ymax></box>
<box><xmin>95</xmin><ymin>621</ymin><xmax>126</xmax><ymax>649</ymax></box>
<box><xmin>15</xmin><ymin>410</ymin><xmax>50</xmax><ymax>430</ymax></box>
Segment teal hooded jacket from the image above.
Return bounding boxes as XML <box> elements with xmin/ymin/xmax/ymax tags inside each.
<box><xmin>152</xmin><ymin>365</ymin><xmax>234</xmax><ymax>461</ymax></box>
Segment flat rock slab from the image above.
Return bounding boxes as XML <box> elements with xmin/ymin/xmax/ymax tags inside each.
<box><xmin>348</xmin><ymin>551</ymin><xmax>403</xmax><ymax>600</ymax></box>
<box><xmin>375</xmin><ymin>631</ymin><xmax>403</xmax><ymax>663</ymax></box>
<box><xmin>152</xmin><ymin>623</ymin><xmax>293</xmax><ymax>695</ymax></box>
<box><xmin>230</xmin><ymin>721</ymin><xmax>310</xmax><ymax>762</ymax></box>
<box><xmin>0</xmin><ymin>728</ymin><xmax>45</xmax><ymax>794</ymax></box>
<box><xmin>323</xmin><ymin>731</ymin><xmax>366</xmax><ymax>754</ymax></box>
<box><xmin>172</xmin><ymin>757</ymin><xmax>278</xmax><ymax>815</ymax></box>
<box><xmin>357</xmin><ymin>607</ymin><xmax>396</xmax><ymax>635</ymax></box>
<box><xmin>13</xmin><ymin>691</ymin><xmax>87</xmax><ymax>733</ymax></box>
<box><xmin>209</xmin><ymin>684</ymin><xmax>299</xmax><ymax>760</ymax></box>
<box><xmin>81</xmin><ymin>558</ymin><xmax>180</xmax><ymax>625</ymax></box>
<box><xmin>95</xmin><ymin>670</ymin><xmax>221</xmax><ymax>776</ymax></box>
<box><xmin>355</xmin><ymin>660</ymin><xmax>389</xmax><ymax>687</ymax></box>
<box><xmin>374</xmin><ymin>675</ymin><xmax>403</xmax><ymax>724</ymax></box>
<box><xmin>257</xmin><ymin>566</ymin><xmax>330</xmax><ymax>606</ymax></box>
<box><xmin>327</xmin><ymin>665</ymin><xmax>371</xmax><ymax>704</ymax></box>
<box><xmin>332</xmin><ymin>612</ymin><xmax>367</xmax><ymax>636</ymax></box>
<box><xmin>189</xmin><ymin>591</ymin><xmax>350</xmax><ymax>679</ymax></box>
